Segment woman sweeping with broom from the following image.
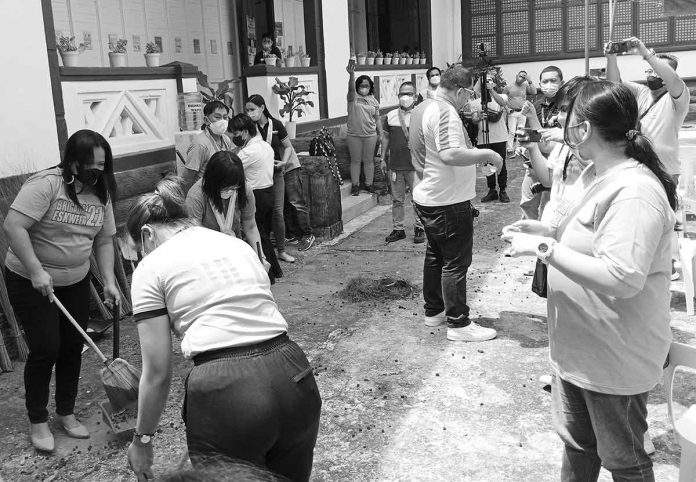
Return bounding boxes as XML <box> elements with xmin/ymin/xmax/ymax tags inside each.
<box><xmin>126</xmin><ymin>177</ymin><xmax>321</xmax><ymax>482</ymax></box>
<box><xmin>3</xmin><ymin>129</ymin><xmax>121</xmax><ymax>452</ymax></box>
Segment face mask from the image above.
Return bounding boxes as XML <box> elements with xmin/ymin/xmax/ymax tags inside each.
<box><xmin>564</xmin><ymin>121</ymin><xmax>589</xmax><ymax>149</ymax></box>
<box><xmin>646</xmin><ymin>76</ymin><xmax>665</xmax><ymax>91</ymax></box>
<box><xmin>399</xmin><ymin>95</ymin><xmax>415</xmax><ymax>109</ymax></box>
<box><xmin>76</xmin><ymin>167</ymin><xmax>102</xmax><ymax>186</ymax></box>
<box><xmin>429</xmin><ymin>75</ymin><xmax>440</xmax><ymax>86</ymax></box>
<box><xmin>358</xmin><ymin>87</ymin><xmax>370</xmax><ymax>96</ymax></box>
<box><xmin>247</xmin><ymin>109</ymin><xmax>262</xmax><ymax>122</ymax></box>
<box><xmin>220</xmin><ymin>187</ymin><xmax>236</xmax><ymax>200</ymax></box>
<box><xmin>208</xmin><ymin>119</ymin><xmax>228</xmax><ymax>136</ymax></box>
<box><xmin>232</xmin><ymin>135</ymin><xmax>246</xmax><ymax>147</ymax></box>
<box><xmin>541</xmin><ymin>83</ymin><xmax>560</xmax><ymax>97</ymax></box>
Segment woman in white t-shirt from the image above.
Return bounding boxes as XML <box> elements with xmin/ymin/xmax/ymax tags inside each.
<box><xmin>125</xmin><ymin>178</ymin><xmax>321</xmax><ymax>482</ymax></box>
<box><xmin>503</xmin><ymin>80</ymin><xmax>676</xmax><ymax>480</ymax></box>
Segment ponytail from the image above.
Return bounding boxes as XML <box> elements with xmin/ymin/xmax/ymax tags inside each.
<box><xmin>625</xmin><ymin>133</ymin><xmax>677</xmax><ymax>211</ymax></box>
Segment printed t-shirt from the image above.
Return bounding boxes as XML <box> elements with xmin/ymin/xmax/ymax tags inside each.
<box><xmin>626</xmin><ymin>80</ymin><xmax>690</xmax><ymax>176</ymax></box>
<box><xmin>237</xmin><ymin>135</ymin><xmax>274</xmax><ymax>189</ymax></box>
<box><xmin>470</xmin><ymin>95</ymin><xmax>509</xmax><ymax>145</ymax></box>
<box><xmin>503</xmin><ymin>81</ymin><xmax>534</xmax><ymax>110</ymax></box>
<box><xmin>257</xmin><ymin>118</ymin><xmax>301</xmax><ymax>174</ymax></box>
<box><xmin>409</xmin><ymin>96</ymin><xmax>477</xmax><ymax>207</ymax></box>
<box><xmin>347</xmin><ymin>95</ymin><xmax>380</xmax><ymax>137</ymax></box>
<box><xmin>384</xmin><ymin>108</ymin><xmax>414</xmax><ymax>171</ymax></box>
<box><xmin>131</xmin><ymin>227</ymin><xmax>288</xmax><ymax>359</ymax></box>
<box><xmin>183</xmin><ymin>129</ymin><xmax>233</xmax><ymax>176</ymax></box>
<box><xmin>185</xmin><ymin>180</ymin><xmax>256</xmax><ymax>237</ymax></box>
<box><xmin>548</xmin><ymin>160</ymin><xmax>674</xmax><ymax>395</ymax></box>
<box><xmin>5</xmin><ymin>167</ymin><xmax>116</xmax><ymax>286</ymax></box>
<box><xmin>540</xmin><ymin>144</ymin><xmax>591</xmax><ymax>231</ymax></box>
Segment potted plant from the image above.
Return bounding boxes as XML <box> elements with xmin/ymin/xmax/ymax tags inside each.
<box><xmin>272</xmin><ymin>76</ymin><xmax>314</xmax><ymax>140</ymax></box>
<box><xmin>399</xmin><ymin>53</ymin><xmax>408</xmax><ymax>65</ymax></box>
<box><xmin>374</xmin><ymin>50</ymin><xmax>383</xmax><ymax>65</ymax></box>
<box><xmin>356</xmin><ymin>51</ymin><xmax>367</xmax><ymax>65</ymax></box>
<box><xmin>366</xmin><ymin>51</ymin><xmax>376</xmax><ymax>66</ymax></box>
<box><xmin>263</xmin><ymin>52</ymin><xmax>278</xmax><ymax>67</ymax></box>
<box><xmin>198</xmin><ymin>71</ymin><xmax>235</xmax><ymax>110</ymax></box>
<box><xmin>108</xmin><ymin>38</ymin><xmax>128</xmax><ymax>67</ymax></box>
<box><xmin>144</xmin><ymin>42</ymin><xmax>160</xmax><ymax>67</ymax></box>
<box><xmin>56</xmin><ymin>34</ymin><xmax>85</xmax><ymax>67</ymax></box>
<box><xmin>406</xmin><ymin>53</ymin><xmax>414</xmax><ymax>65</ymax></box>
<box><xmin>384</xmin><ymin>52</ymin><xmax>393</xmax><ymax>65</ymax></box>
<box><xmin>300</xmin><ymin>51</ymin><xmax>311</xmax><ymax>67</ymax></box>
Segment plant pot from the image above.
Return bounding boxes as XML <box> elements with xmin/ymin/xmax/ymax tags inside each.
<box><xmin>108</xmin><ymin>52</ymin><xmax>127</xmax><ymax>67</ymax></box>
<box><xmin>375</xmin><ymin>57</ymin><xmax>383</xmax><ymax>65</ymax></box>
<box><xmin>420</xmin><ymin>58</ymin><xmax>427</xmax><ymax>64</ymax></box>
<box><xmin>60</xmin><ymin>51</ymin><xmax>79</xmax><ymax>67</ymax></box>
<box><xmin>264</xmin><ymin>57</ymin><xmax>278</xmax><ymax>66</ymax></box>
<box><xmin>285</xmin><ymin>121</ymin><xmax>297</xmax><ymax>140</ymax></box>
<box><xmin>406</xmin><ymin>58</ymin><xmax>413</xmax><ymax>65</ymax></box>
<box><xmin>285</xmin><ymin>56</ymin><xmax>296</xmax><ymax>68</ymax></box>
<box><xmin>356</xmin><ymin>56</ymin><xmax>366</xmax><ymax>65</ymax></box>
<box><xmin>399</xmin><ymin>57</ymin><xmax>407</xmax><ymax>65</ymax></box>
<box><xmin>366</xmin><ymin>57</ymin><xmax>375</xmax><ymax>65</ymax></box>
<box><xmin>144</xmin><ymin>53</ymin><xmax>160</xmax><ymax>67</ymax></box>
<box><xmin>384</xmin><ymin>57</ymin><xmax>392</xmax><ymax>65</ymax></box>
<box><xmin>301</xmin><ymin>57</ymin><xmax>311</xmax><ymax>67</ymax></box>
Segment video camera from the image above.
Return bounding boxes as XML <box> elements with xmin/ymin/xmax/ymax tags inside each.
<box><xmin>477</xmin><ymin>42</ymin><xmax>491</xmax><ymax>57</ymax></box>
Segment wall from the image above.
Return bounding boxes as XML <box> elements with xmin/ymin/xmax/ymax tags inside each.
<box><xmin>0</xmin><ymin>1</ymin><xmax>60</xmax><ymax>177</ymax></box>
<box><xmin>322</xmin><ymin>0</ymin><xmax>351</xmax><ymax>119</ymax></box>
<box><xmin>431</xmin><ymin>0</ymin><xmax>461</xmax><ymax>70</ymax></box>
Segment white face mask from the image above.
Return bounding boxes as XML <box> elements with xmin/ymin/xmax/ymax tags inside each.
<box><xmin>358</xmin><ymin>87</ymin><xmax>370</xmax><ymax>96</ymax></box>
<box><xmin>208</xmin><ymin>119</ymin><xmax>228</xmax><ymax>136</ymax></box>
<box><xmin>541</xmin><ymin>83</ymin><xmax>560</xmax><ymax>98</ymax></box>
<box><xmin>220</xmin><ymin>187</ymin><xmax>236</xmax><ymax>200</ymax></box>
<box><xmin>429</xmin><ymin>75</ymin><xmax>440</xmax><ymax>87</ymax></box>
<box><xmin>399</xmin><ymin>95</ymin><xmax>415</xmax><ymax>109</ymax></box>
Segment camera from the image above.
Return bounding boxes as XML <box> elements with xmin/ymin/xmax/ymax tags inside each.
<box><xmin>477</xmin><ymin>42</ymin><xmax>491</xmax><ymax>55</ymax></box>
<box><xmin>605</xmin><ymin>40</ymin><xmax>630</xmax><ymax>55</ymax></box>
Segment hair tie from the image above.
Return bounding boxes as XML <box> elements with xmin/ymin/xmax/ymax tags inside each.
<box><xmin>626</xmin><ymin>129</ymin><xmax>639</xmax><ymax>141</ymax></box>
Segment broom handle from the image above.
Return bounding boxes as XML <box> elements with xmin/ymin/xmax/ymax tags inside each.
<box><xmin>52</xmin><ymin>296</ymin><xmax>109</xmax><ymax>364</ymax></box>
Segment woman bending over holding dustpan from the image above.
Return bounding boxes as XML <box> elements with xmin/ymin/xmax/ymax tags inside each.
<box><xmin>3</xmin><ymin>129</ymin><xmax>121</xmax><ymax>452</ymax></box>
<box><xmin>125</xmin><ymin>177</ymin><xmax>321</xmax><ymax>482</ymax></box>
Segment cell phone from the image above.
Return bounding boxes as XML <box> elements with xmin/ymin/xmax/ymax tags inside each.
<box><xmin>605</xmin><ymin>40</ymin><xmax>630</xmax><ymax>55</ymax></box>
<box><xmin>349</xmin><ymin>58</ymin><xmax>356</xmax><ymax>67</ymax></box>
<box><xmin>520</xmin><ymin>128</ymin><xmax>542</xmax><ymax>143</ymax></box>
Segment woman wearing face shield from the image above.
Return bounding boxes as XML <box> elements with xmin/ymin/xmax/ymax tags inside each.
<box><xmin>417</xmin><ymin>67</ymin><xmax>441</xmax><ymax>104</ymax></box>
<box><xmin>125</xmin><ymin>178</ymin><xmax>321</xmax><ymax>482</ymax></box>
<box><xmin>503</xmin><ymin>80</ymin><xmax>676</xmax><ymax>481</ymax></box>
<box><xmin>3</xmin><ymin>129</ymin><xmax>121</xmax><ymax>452</ymax></box>
<box><xmin>179</xmin><ymin>101</ymin><xmax>232</xmax><ymax>193</ymax></box>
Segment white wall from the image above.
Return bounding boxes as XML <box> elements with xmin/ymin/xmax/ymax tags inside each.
<box><xmin>0</xmin><ymin>1</ymin><xmax>60</xmax><ymax>177</ymax></box>
<box><xmin>322</xmin><ymin>0</ymin><xmax>351</xmax><ymax>119</ymax></box>
<box><xmin>431</xmin><ymin>0</ymin><xmax>461</xmax><ymax>70</ymax></box>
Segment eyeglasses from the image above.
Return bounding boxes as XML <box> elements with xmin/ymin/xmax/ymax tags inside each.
<box><xmin>398</xmin><ymin>92</ymin><xmax>415</xmax><ymax>97</ymax></box>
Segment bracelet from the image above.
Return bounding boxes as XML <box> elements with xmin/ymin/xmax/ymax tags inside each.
<box><xmin>643</xmin><ymin>48</ymin><xmax>656</xmax><ymax>61</ymax></box>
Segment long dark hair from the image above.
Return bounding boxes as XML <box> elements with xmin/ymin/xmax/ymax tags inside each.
<box><xmin>246</xmin><ymin>94</ymin><xmax>274</xmax><ymax>121</ymax></box>
<box><xmin>58</xmin><ymin>129</ymin><xmax>116</xmax><ymax>208</ymax></box>
<box><xmin>355</xmin><ymin>75</ymin><xmax>375</xmax><ymax>95</ymax></box>
<box><xmin>565</xmin><ymin>80</ymin><xmax>677</xmax><ymax>210</ymax></box>
<box><xmin>202</xmin><ymin>151</ymin><xmax>248</xmax><ymax>213</ymax></box>
<box><xmin>555</xmin><ymin>75</ymin><xmax>597</xmax><ymax>181</ymax></box>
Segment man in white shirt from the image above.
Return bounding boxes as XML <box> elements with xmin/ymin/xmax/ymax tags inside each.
<box><xmin>409</xmin><ymin>65</ymin><xmax>503</xmax><ymax>342</ymax></box>
<box><xmin>503</xmin><ymin>71</ymin><xmax>536</xmax><ymax>156</ymax></box>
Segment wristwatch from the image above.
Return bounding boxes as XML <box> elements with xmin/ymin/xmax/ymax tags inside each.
<box><xmin>133</xmin><ymin>431</ymin><xmax>154</xmax><ymax>444</ymax></box>
<box><xmin>536</xmin><ymin>239</ymin><xmax>556</xmax><ymax>264</ymax></box>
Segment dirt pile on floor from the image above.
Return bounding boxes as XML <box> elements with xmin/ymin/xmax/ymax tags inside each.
<box><xmin>338</xmin><ymin>277</ymin><xmax>418</xmax><ymax>303</ymax></box>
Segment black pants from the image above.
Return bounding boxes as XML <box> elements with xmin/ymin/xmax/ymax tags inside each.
<box><xmin>185</xmin><ymin>334</ymin><xmax>322</xmax><ymax>482</ymax></box>
<box><xmin>479</xmin><ymin>141</ymin><xmax>508</xmax><ymax>191</ymax></box>
<box><xmin>254</xmin><ymin>187</ymin><xmax>282</xmax><ymax>281</ymax></box>
<box><xmin>5</xmin><ymin>269</ymin><xmax>90</xmax><ymax>424</ymax></box>
<box><xmin>284</xmin><ymin>168</ymin><xmax>312</xmax><ymax>238</ymax></box>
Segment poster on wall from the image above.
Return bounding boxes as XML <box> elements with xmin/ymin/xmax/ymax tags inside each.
<box><xmin>246</xmin><ymin>15</ymin><xmax>257</xmax><ymax>65</ymax></box>
<box><xmin>227</xmin><ymin>41</ymin><xmax>233</xmax><ymax>55</ymax></box>
<box><xmin>83</xmin><ymin>32</ymin><xmax>92</xmax><ymax>50</ymax></box>
<box><xmin>193</xmin><ymin>38</ymin><xmax>201</xmax><ymax>54</ymax></box>
<box><xmin>175</xmin><ymin>37</ymin><xmax>183</xmax><ymax>53</ymax></box>
<box><xmin>246</xmin><ymin>15</ymin><xmax>255</xmax><ymax>34</ymax></box>
<box><xmin>210</xmin><ymin>40</ymin><xmax>217</xmax><ymax>55</ymax></box>
<box><xmin>132</xmin><ymin>35</ymin><xmax>141</xmax><ymax>52</ymax></box>
<box><xmin>155</xmin><ymin>36</ymin><xmax>163</xmax><ymax>53</ymax></box>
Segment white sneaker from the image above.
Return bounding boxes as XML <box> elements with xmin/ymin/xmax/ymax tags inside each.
<box><xmin>424</xmin><ymin>311</ymin><xmax>446</xmax><ymax>327</ymax></box>
<box><xmin>447</xmin><ymin>322</ymin><xmax>497</xmax><ymax>342</ymax></box>
<box><xmin>539</xmin><ymin>374</ymin><xmax>553</xmax><ymax>387</ymax></box>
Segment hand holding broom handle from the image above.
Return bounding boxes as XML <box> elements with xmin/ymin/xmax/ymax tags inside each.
<box><xmin>52</xmin><ymin>296</ymin><xmax>109</xmax><ymax>365</ymax></box>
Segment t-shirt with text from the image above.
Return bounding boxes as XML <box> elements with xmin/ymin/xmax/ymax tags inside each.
<box><xmin>347</xmin><ymin>95</ymin><xmax>380</xmax><ymax>137</ymax></box>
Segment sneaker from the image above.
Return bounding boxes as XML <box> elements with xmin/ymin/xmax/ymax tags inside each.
<box><xmin>414</xmin><ymin>227</ymin><xmax>425</xmax><ymax>244</ymax></box>
<box><xmin>366</xmin><ymin>185</ymin><xmax>376</xmax><ymax>194</ymax></box>
<box><xmin>447</xmin><ymin>321</ymin><xmax>497</xmax><ymax>342</ymax></box>
<box><xmin>481</xmin><ymin>189</ymin><xmax>498</xmax><ymax>203</ymax></box>
<box><xmin>499</xmin><ymin>190</ymin><xmax>510</xmax><ymax>203</ymax></box>
<box><xmin>539</xmin><ymin>374</ymin><xmax>553</xmax><ymax>387</ymax></box>
<box><xmin>385</xmin><ymin>229</ymin><xmax>406</xmax><ymax>243</ymax></box>
<box><xmin>298</xmin><ymin>234</ymin><xmax>315</xmax><ymax>251</ymax></box>
<box><xmin>506</xmin><ymin>150</ymin><xmax>516</xmax><ymax>159</ymax></box>
<box><xmin>424</xmin><ymin>311</ymin><xmax>446</xmax><ymax>327</ymax></box>
<box><xmin>285</xmin><ymin>236</ymin><xmax>299</xmax><ymax>245</ymax></box>
<box><xmin>351</xmin><ymin>184</ymin><xmax>360</xmax><ymax>196</ymax></box>
<box><xmin>278</xmin><ymin>251</ymin><xmax>295</xmax><ymax>263</ymax></box>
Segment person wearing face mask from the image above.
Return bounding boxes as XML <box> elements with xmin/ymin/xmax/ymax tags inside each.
<box><xmin>179</xmin><ymin>101</ymin><xmax>232</xmax><ymax>193</ymax></box>
<box><xmin>229</xmin><ymin>114</ymin><xmax>282</xmax><ymax>282</ymax></box>
<box><xmin>503</xmin><ymin>81</ymin><xmax>676</xmax><ymax>481</ymax></box>
<box><xmin>125</xmin><ymin>178</ymin><xmax>321</xmax><ymax>482</ymax></box>
<box><xmin>417</xmin><ymin>67</ymin><xmax>442</xmax><ymax>104</ymax></box>
<box><xmin>346</xmin><ymin>61</ymin><xmax>383</xmax><ymax>196</ymax></box>
<box><xmin>503</xmin><ymin>70</ymin><xmax>536</xmax><ymax>156</ymax></box>
<box><xmin>2</xmin><ymin>129</ymin><xmax>121</xmax><ymax>452</ymax></box>
<box><xmin>606</xmin><ymin>37</ymin><xmax>690</xmax><ymax>184</ymax></box>
<box><xmin>409</xmin><ymin>64</ymin><xmax>503</xmax><ymax>343</ymax></box>
<box><xmin>253</xmin><ymin>33</ymin><xmax>283</xmax><ymax>65</ymax></box>
<box><xmin>381</xmin><ymin>81</ymin><xmax>425</xmax><ymax>244</ymax></box>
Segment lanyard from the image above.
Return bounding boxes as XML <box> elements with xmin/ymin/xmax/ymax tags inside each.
<box><xmin>397</xmin><ymin>109</ymin><xmax>411</xmax><ymax>145</ymax></box>
<box><xmin>209</xmin><ymin>191</ymin><xmax>237</xmax><ymax>236</ymax></box>
<box><xmin>205</xmin><ymin>128</ymin><xmax>230</xmax><ymax>152</ymax></box>
<box><xmin>259</xmin><ymin>120</ymin><xmax>274</xmax><ymax>145</ymax></box>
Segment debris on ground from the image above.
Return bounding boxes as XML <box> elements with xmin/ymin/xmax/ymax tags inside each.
<box><xmin>338</xmin><ymin>277</ymin><xmax>418</xmax><ymax>303</ymax></box>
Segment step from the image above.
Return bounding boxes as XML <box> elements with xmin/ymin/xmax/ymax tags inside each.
<box><xmin>340</xmin><ymin>183</ymin><xmax>378</xmax><ymax>224</ymax></box>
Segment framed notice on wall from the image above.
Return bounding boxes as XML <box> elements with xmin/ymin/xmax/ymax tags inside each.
<box><xmin>193</xmin><ymin>38</ymin><xmax>201</xmax><ymax>54</ymax></box>
<box><xmin>132</xmin><ymin>35</ymin><xmax>141</xmax><ymax>52</ymax></box>
<box><xmin>155</xmin><ymin>36</ymin><xmax>163</xmax><ymax>53</ymax></box>
<box><xmin>83</xmin><ymin>32</ymin><xmax>92</xmax><ymax>50</ymax></box>
<box><xmin>175</xmin><ymin>37</ymin><xmax>182</xmax><ymax>53</ymax></box>
<box><xmin>210</xmin><ymin>39</ymin><xmax>217</xmax><ymax>54</ymax></box>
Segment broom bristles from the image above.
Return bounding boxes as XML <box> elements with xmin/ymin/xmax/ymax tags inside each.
<box><xmin>0</xmin><ymin>326</ymin><xmax>13</xmax><ymax>372</ymax></box>
<box><xmin>101</xmin><ymin>358</ymin><xmax>141</xmax><ymax>413</ymax></box>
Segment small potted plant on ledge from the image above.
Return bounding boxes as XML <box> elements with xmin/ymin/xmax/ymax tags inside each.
<box><xmin>366</xmin><ymin>51</ymin><xmax>376</xmax><ymax>65</ymax></box>
<box><xmin>272</xmin><ymin>76</ymin><xmax>314</xmax><ymax>140</ymax></box>
<box><xmin>406</xmin><ymin>53</ymin><xmax>414</xmax><ymax>65</ymax></box>
<box><xmin>384</xmin><ymin>52</ymin><xmax>393</xmax><ymax>65</ymax></box>
<box><xmin>264</xmin><ymin>51</ymin><xmax>278</xmax><ymax>67</ymax></box>
<box><xmin>57</xmin><ymin>34</ymin><xmax>85</xmax><ymax>67</ymax></box>
<box><xmin>420</xmin><ymin>52</ymin><xmax>427</xmax><ymax>64</ymax></box>
<box><xmin>108</xmin><ymin>38</ymin><xmax>128</xmax><ymax>67</ymax></box>
<box><xmin>300</xmin><ymin>51</ymin><xmax>311</xmax><ymax>67</ymax></box>
<box><xmin>356</xmin><ymin>51</ymin><xmax>367</xmax><ymax>65</ymax></box>
<box><xmin>282</xmin><ymin>49</ymin><xmax>296</xmax><ymax>68</ymax></box>
<box><xmin>144</xmin><ymin>42</ymin><xmax>161</xmax><ymax>67</ymax></box>
<box><xmin>399</xmin><ymin>52</ymin><xmax>408</xmax><ymax>65</ymax></box>
<box><xmin>375</xmin><ymin>50</ymin><xmax>384</xmax><ymax>65</ymax></box>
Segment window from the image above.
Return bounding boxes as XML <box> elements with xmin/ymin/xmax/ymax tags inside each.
<box><xmin>462</xmin><ymin>0</ymin><xmax>696</xmax><ymax>62</ymax></box>
<box><xmin>348</xmin><ymin>0</ymin><xmax>430</xmax><ymax>57</ymax></box>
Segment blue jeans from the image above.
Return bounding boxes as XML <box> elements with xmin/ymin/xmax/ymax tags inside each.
<box><xmin>552</xmin><ymin>375</ymin><xmax>654</xmax><ymax>482</ymax></box>
<box><xmin>414</xmin><ymin>201</ymin><xmax>473</xmax><ymax>328</ymax></box>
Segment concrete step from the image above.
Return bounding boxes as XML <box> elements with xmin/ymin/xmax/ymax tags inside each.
<box><xmin>340</xmin><ymin>183</ymin><xmax>378</xmax><ymax>224</ymax></box>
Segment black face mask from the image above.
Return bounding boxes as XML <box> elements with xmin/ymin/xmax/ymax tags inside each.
<box><xmin>232</xmin><ymin>135</ymin><xmax>245</xmax><ymax>147</ymax></box>
<box><xmin>76</xmin><ymin>168</ymin><xmax>102</xmax><ymax>186</ymax></box>
<box><xmin>647</xmin><ymin>76</ymin><xmax>665</xmax><ymax>91</ymax></box>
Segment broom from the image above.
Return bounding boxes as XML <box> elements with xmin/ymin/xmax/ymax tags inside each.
<box><xmin>0</xmin><ymin>269</ymin><xmax>29</xmax><ymax>360</ymax></box>
<box><xmin>53</xmin><ymin>297</ymin><xmax>140</xmax><ymax>413</ymax></box>
<box><xmin>0</xmin><ymin>316</ymin><xmax>13</xmax><ymax>372</ymax></box>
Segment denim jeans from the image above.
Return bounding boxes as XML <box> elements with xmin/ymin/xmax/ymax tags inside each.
<box><xmin>520</xmin><ymin>168</ymin><xmax>550</xmax><ymax>220</ymax></box>
<box><xmin>552</xmin><ymin>375</ymin><xmax>654</xmax><ymax>482</ymax></box>
<box><xmin>284</xmin><ymin>167</ymin><xmax>312</xmax><ymax>237</ymax></box>
<box><xmin>414</xmin><ymin>201</ymin><xmax>473</xmax><ymax>328</ymax></box>
<box><xmin>479</xmin><ymin>141</ymin><xmax>508</xmax><ymax>192</ymax></box>
<box><xmin>272</xmin><ymin>170</ymin><xmax>286</xmax><ymax>252</ymax></box>
<box><xmin>389</xmin><ymin>170</ymin><xmax>423</xmax><ymax>231</ymax></box>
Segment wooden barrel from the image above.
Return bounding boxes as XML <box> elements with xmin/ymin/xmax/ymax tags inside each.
<box><xmin>297</xmin><ymin>156</ymin><xmax>343</xmax><ymax>240</ymax></box>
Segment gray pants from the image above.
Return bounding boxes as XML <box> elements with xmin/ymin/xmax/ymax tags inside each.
<box><xmin>519</xmin><ymin>168</ymin><xmax>550</xmax><ymax>220</ymax></box>
<box><xmin>390</xmin><ymin>170</ymin><xmax>423</xmax><ymax>230</ymax></box>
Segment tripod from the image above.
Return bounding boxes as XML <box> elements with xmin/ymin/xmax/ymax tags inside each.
<box><xmin>475</xmin><ymin>48</ymin><xmax>493</xmax><ymax>146</ymax></box>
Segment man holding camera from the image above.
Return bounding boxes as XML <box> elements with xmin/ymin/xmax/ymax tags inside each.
<box><xmin>504</xmin><ymin>71</ymin><xmax>536</xmax><ymax>157</ymax></box>
<box><xmin>409</xmin><ymin>65</ymin><xmax>503</xmax><ymax>342</ymax></box>
<box><xmin>606</xmin><ymin>37</ymin><xmax>690</xmax><ymax>183</ymax></box>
